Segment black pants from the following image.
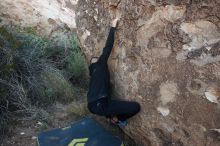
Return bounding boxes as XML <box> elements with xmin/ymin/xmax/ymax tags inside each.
<box><xmin>88</xmin><ymin>98</ymin><xmax>140</xmax><ymax>121</ymax></box>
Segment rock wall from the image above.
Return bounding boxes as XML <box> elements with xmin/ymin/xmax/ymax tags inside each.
<box><xmin>0</xmin><ymin>0</ymin><xmax>77</xmax><ymax>35</ymax></box>
<box><xmin>76</xmin><ymin>0</ymin><xmax>220</xmax><ymax>145</ymax></box>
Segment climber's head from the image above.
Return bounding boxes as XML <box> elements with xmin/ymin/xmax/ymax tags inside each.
<box><xmin>90</xmin><ymin>57</ymin><xmax>98</xmax><ymax>64</ymax></box>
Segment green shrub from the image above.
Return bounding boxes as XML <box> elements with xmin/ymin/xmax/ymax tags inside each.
<box><xmin>67</xmin><ymin>51</ymin><xmax>87</xmax><ymax>78</ymax></box>
<box><xmin>16</xmin><ymin>33</ymin><xmax>49</xmax><ymax>60</ymax></box>
<box><xmin>0</xmin><ymin>26</ymin><xmax>88</xmax><ymax>141</ymax></box>
<box><xmin>22</xmin><ymin>27</ymin><xmax>37</xmax><ymax>35</ymax></box>
<box><xmin>41</xmin><ymin>66</ymin><xmax>75</xmax><ymax>103</ymax></box>
<box><xmin>0</xmin><ymin>26</ymin><xmax>20</xmax><ymax>50</ymax></box>
<box><xmin>65</xmin><ymin>35</ymin><xmax>88</xmax><ymax>87</ymax></box>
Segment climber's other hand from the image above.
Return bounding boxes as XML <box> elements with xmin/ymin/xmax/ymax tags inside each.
<box><xmin>111</xmin><ymin>18</ymin><xmax>119</xmax><ymax>28</ymax></box>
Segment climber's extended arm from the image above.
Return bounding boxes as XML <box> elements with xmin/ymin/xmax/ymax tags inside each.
<box><xmin>98</xmin><ymin>27</ymin><xmax>116</xmax><ymax>63</ymax></box>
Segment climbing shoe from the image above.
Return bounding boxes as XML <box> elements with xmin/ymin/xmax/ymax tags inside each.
<box><xmin>117</xmin><ymin>120</ymin><xmax>128</xmax><ymax>128</ymax></box>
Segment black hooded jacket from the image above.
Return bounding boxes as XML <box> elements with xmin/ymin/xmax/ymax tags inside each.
<box><xmin>87</xmin><ymin>27</ymin><xmax>116</xmax><ymax>103</ymax></box>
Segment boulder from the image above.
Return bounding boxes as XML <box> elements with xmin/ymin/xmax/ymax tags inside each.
<box><xmin>75</xmin><ymin>0</ymin><xmax>220</xmax><ymax>145</ymax></box>
<box><xmin>0</xmin><ymin>0</ymin><xmax>77</xmax><ymax>35</ymax></box>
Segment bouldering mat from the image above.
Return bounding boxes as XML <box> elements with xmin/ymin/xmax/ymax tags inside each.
<box><xmin>37</xmin><ymin>117</ymin><xmax>124</xmax><ymax>146</ymax></box>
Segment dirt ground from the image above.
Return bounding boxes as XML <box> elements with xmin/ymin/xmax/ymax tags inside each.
<box><xmin>1</xmin><ymin>102</ymin><xmax>137</xmax><ymax>146</ymax></box>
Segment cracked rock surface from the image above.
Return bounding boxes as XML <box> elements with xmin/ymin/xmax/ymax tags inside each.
<box><xmin>76</xmin><ymin>0</ymin><xmax>220</xmax><ymax>145</ymax></box>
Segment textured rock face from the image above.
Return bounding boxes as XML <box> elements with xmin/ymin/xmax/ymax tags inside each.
<box><xmin>76</xmin><ymin>0</ymin><xmax>220</xmax><ymax>145</ymax></box>
<box><xmin>0</xmin><ymin>0</ymin><xmax>77</xmax><ymax>35</ymax></box>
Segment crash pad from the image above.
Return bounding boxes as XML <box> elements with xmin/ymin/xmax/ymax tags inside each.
<box><xmin>37</xmin><ymin>117</ymin><xmax>124</xmax><ymax>146</ymax></box>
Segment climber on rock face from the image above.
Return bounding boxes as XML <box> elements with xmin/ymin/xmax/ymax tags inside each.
<box><xmin>87</xmin><ymin>17</ymin><xmax>140</xmax><ymax>127</ymax></box>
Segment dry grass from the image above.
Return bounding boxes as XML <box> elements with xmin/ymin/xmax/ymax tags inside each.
<box><xmin>0</xmin><ymin>25</ymin><xmax>88</xmax><ymax>142</ymax></box>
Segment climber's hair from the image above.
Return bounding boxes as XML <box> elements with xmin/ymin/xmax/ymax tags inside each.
<box><xmin>90</xmin><ymin>57</ymin><xmax>99</xmax><ymax>64</ymax></box>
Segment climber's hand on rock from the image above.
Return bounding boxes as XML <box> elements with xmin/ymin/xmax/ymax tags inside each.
<box><xmin>111</xmin><ymin>18</ymin><xmax>119</xmax><ymax>28</ymax></box>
